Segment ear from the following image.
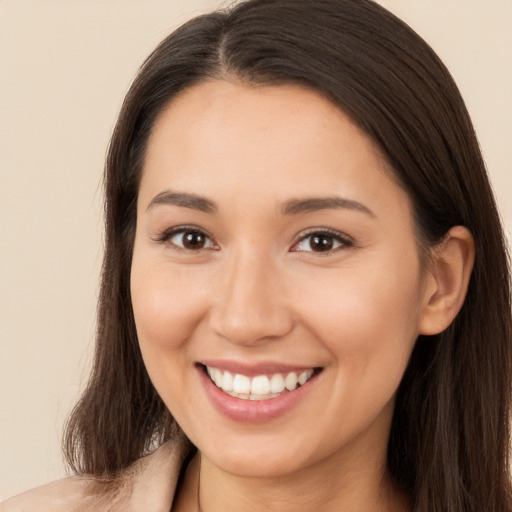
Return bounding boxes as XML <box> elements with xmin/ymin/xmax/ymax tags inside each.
<box><xmin>419</xmin><ymin>226</ymin><xmax>475</xmax><ymax>335</ymax></box>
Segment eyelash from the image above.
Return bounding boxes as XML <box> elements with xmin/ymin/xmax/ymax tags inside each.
<box><xmin>153</xmin><ymin>226</ymin><xmax>353</xmax><ymax>254</ymax></box>
<box><xmin>291</xmin><ymin>228</ymin><xmax>354</xmax><ymax>254</ymax></box>
<box><xmin>152</xmin><ymin>226</ymin><xmax>218</xmax><ymax>252</ymax></box>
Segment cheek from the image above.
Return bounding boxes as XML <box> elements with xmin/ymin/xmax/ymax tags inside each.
<box><xmin>130</xmin><ymin>256</ymin><xmax>214</xmax><ymax>414</ymax></box>
<box><xmin>130</xmin><ymin>256</ymin><xmax>211</xmax><ymax>354</ymax></box>
<box><xmin>295</xmin><ymin>254</ymin><xmax>423</xmax><ymax>369</ymax></box>
<box><xmin>297</xmin><ymin>261</ymin><xmax>422</xmax><ymax>437</ymax></box>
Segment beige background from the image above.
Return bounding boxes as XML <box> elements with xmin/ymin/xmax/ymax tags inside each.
<box><xmin>1</xmin><ymin>0</ymin><xmax>511</xmax><ymax>501</ymax></box>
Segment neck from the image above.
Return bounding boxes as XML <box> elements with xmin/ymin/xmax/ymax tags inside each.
<box><xmin>193</xmin><ymin>444</ymin><xmax>408</xmax><ymax>512</ymax></box>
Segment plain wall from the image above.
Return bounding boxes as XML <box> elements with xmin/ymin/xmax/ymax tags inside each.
<box><xmin>1</xmin><ymin>0</ymin><xmax>511</xmax><ymax>500</ymax></box>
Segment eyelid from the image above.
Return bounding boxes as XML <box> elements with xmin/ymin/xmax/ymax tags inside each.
<box><xmin>290</xmin><ymin>227</ymin><xmax>354</xmax><ymax>253</ymax></box>
<box><xmin>151</xmin><ymin>225</ymin><xmax>353</xmax><ymax>254</ymax></box>
<box><xmin>151</xmin><ymin>225</ymin><xmax>219</xmax><ymax>251</ymax></box>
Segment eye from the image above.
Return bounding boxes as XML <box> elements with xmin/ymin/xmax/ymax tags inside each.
<box><xmin>291</xmin><ymin>229</ymin><xmax>352</xmax><ymax>253</ymax></box>
<box><xmin>155</xmin><ymin>227</ymin><xmax>217</xmax><ymax>251</ymax></box>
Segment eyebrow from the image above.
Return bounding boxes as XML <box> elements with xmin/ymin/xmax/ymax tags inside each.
<box><xmin>146</xmin><ymin>191</ymin><xmax>217</xmax><ymax>214</ymax></box>
<box><xmin>146</xmin><ymin>190</ymin><xmax>374</xmax><ymax>218</ymax></box>
<box><xmin>282</xmin><ymin>196</ymin><xmax>375</xmax><ymax>217</ymax></box>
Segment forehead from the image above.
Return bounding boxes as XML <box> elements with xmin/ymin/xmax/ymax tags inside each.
<box><xmin>147</xmin><ymin>81</ymin><xmax>381</xmax><ymax>159</ymax></box>
<box><xmin>140</xmin><ymin>80</ymin><xmax>410</xmax><ymax>220</ymax></box>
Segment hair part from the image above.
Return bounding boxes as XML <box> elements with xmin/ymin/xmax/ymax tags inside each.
<box><xmin>63</xmin><ymin>1</ymin><xmax>512</xmax><ymax>510</ymax></box>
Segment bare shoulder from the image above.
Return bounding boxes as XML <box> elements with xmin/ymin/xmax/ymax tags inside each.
<box><xmin>1</xmin><ymin>475</ymin><xmax>93</xmax><ymax>512</ymax></box>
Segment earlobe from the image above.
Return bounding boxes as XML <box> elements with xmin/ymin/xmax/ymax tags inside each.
<box><xmin>418</xmin><ymin>226</ymin><xmax>475</xmax><ymax>336</ymax></box>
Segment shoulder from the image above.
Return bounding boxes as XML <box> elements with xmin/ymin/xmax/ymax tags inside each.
<box><xmin>1</xmin><ymin>439</ymin><xmax>189</xmax><ymax>512</ymax></box>
<box><xmin>1</xmin><ymin>475</ymin><xmax>92</xmax><ymax>512</ymax></box>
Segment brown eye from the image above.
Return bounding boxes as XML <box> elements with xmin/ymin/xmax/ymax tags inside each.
<box><xmin>309</xmin><ymin>234</ymin><xmax>334</xmax><ymax>252</ymax></box>
<box><xmin>182</xmin><ymin>230</ymin><xmax>207</xmax><ymax>249</ymax></box>
<box><xmin>167</xmin><ymin>229</ymin><xmax>216</xmax><ymax>251</ymax></box>
<box><xmin>293</xmin><ymin>230</ymin><xmax>351</xmax><ymax>253</ymax></box>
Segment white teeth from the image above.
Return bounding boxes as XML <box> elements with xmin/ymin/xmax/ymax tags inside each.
<box><xmin>222</xmin><ymin>371</ymin><xmax>233</xmax><ymax>392</ymax></box>
<box><xmin>205</xmin><ymin>366</ymin><xmax>316</xmax><ymax>400</ymax></box>
<box><xmin>232</xmin><ymin>374</ymin><xmax>251</xmax><ymax>394</ymax></box>
<box><xmin>299</xmin><ymin>370</ymin><xmax>312</xmax><ymax>386</ymax></box>
<box><xmin>213</xmin><ymin>368</ymin><xmax>223</xmax><ymax>388</ymax></box>
<box><xmin>285</xmin><ymin>372</ymin><xmax>298</xmax><ymax>391</ymax></box>
<box><xmin>251</xmin><ymin>375</ymin><xmax>270</xmax><ymax>395</ymax></box>
<box><xmin>270</xmin><ymin>373</ymin><xmax>285</xmax><ymax>393</ymax></box>
<box><xmin>229</xmin><ymin>391</ymin><xmax>281</xmax><ymax>400</ymax></box>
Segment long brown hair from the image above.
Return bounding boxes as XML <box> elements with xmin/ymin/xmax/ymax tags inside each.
<box><xmin>63</xmin><ymin>1</ymin><xmax>512</xmax><ymax>509</ymax></box>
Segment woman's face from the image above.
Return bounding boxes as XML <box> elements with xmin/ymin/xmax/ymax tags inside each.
<box><xmin>131</xmin><ymin>81</ymin><xmax>431</xmax><ymax>479</ymax></box>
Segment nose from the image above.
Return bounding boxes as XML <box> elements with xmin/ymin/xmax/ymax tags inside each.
<box><xmin>208</xmin><ymin>250</ymin><xmax>294</xmax><ymax>346</ymax></box>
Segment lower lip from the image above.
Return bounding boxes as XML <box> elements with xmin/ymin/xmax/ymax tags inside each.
<box><xmin>197</xmin><ymin>366</ymin><xmax>320</xmax><ymax>423</ymax></box>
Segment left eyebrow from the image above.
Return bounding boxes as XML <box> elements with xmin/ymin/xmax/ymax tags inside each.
<box><xmin>146</xmin><ymin>191</ymin><xmax>217</xmax><ymax>214</ymax></box>
<box><xmin>281</xmin><ymin>196</ymin><xmax>376</xmax><ymax>217</ymax></box>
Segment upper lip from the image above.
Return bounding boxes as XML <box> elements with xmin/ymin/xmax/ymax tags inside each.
<box><xmin>199</xmin><ymin>360</ymin><xmax>320</xmax><ymax>377</ymax></box>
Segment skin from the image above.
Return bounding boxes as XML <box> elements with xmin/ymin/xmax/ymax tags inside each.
<box><xmin>130</xmin><ymin>81</ymin><xmax>474</xmax><ymax>512</ymax></box>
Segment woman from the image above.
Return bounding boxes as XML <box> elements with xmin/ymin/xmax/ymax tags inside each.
<box><xmin>3</xmin><ymin>0</ymin><xmax>511</xmax><ymax>510</ymax></box>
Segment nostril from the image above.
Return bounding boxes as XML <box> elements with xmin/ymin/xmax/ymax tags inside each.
<box><xmin>209</xmin><ymin>264</ymin><xmax>294</xmax><ymax>345</ymax></box>
<box><xmin>209</xmin><ymin>308</ymin><xmax>295</xmax><ymax>347</ymax></box>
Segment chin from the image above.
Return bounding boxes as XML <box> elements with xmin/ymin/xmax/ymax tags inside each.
<box><xmin>202</xmin><ymin>447</ymin><xmax>311</xmax><ymax>479</ymax></box>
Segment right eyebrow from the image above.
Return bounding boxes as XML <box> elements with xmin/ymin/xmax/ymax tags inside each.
<box><xmin>146</xmin><ymin>190</ymin><xmax>217</xmax><ymax>214</ymax></box>
<box><xmin>281</xmin><ymin>195</ymin><xmax>375</xmax><ymax>217</ymax></box>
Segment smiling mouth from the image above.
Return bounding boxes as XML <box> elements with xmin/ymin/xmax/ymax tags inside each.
<box><xmin>201</xmin><ymin>364</ymin><xmax>321</xmax><ymax>401</ymax></box>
